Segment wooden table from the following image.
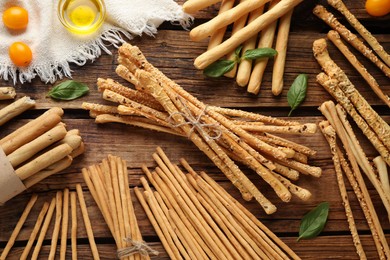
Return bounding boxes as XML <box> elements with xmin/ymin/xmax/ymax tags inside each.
<box><xmin>0</xmin><ymin>0</ymin><xmax>389</xmax><ymax>259</ymax></box>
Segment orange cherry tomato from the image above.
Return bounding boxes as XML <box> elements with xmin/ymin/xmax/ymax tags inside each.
<box><xmin>9</xmin><ymin>42</ymin><xmax>33</xmax><ymax>67</ymax></box>
<box><xmin>2</xmin><ymin>6</ymin><xmax>28</xmax><ymax>30</ymax></box>
<box><xmin>365</xmin><ymin>0</ymin><xmax>390</xmax><ymax>17</ymax></box>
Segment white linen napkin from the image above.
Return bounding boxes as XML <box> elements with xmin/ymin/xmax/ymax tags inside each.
<box><xmin>0</xmin><ymin>0</ymin><xmax>190</xmax><ymax>84</ymax></box>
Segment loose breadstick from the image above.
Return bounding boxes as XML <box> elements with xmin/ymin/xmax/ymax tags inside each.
<box><xmin>82</xmin><ymin>102</ymin><xmax>118</xmax><ymax>114</ymax></box>
<box><xmin>0</xmin><ymin>87</ymin><xmax>16</xmax><ymax>100</ymax></box>
<box><xmin>60</xmin><ymin>189</ymin><xmax>70</xmax><ymax>260</ymax></box>
<box><xmin>71</xmin><ymin>192</ymin><xmax>77</xmax><ymax>260</ymax></box>
<box><xmin>240</xmin><ymin>123</ymin><xmax>317</xmax><ymax>135</ymax></box>
<box><xmin>31</xmin><ymin>197</ymin><xmax>56</xmax><ymax>260</ymax></box>
<box><xmin>236</xmin><ymin>6</ymin><xmax>265</xmax><ymax>86</ymax></box>
<box><xmin>182</xmin><ymin>0</ymin><xmax>222</xmax><ymax>13</ymax></box>
<box><xmin>248</xmin><ymin>0</ymin><xmax>279</xmax><ymax>94</ymax></box>
<box><xmin>76</xmin><ymin>184</ymin><xmax>100</xmax><ymax>260</ymax></box>
<box><xmin>224</xmin><ymin>0</ymin><xmax>251</xmax><ymax>78</ymax></box>
<box><xmin>313</xmin><ymin>38</ymin><xmax>390</xmax><ymax>150</ymax></box>
<box><xmin>194</xmin><ymin>0</ymin><xmax>304</xmax><ymax>69</ymax></box>
<box><xmin>190</xmin><ymin>0</ymin><xmax>270</xmax><ymax>42</ymax></box>
<box><xmin>7</xmin><ymin>124</ymin><xmax>67</xmax><ymax>168</ymax></box>
<box><xmin>15</xmin><ymin>143</ymin><xmax>73</xmax><ymax>181</ymax></box>
<box><xmin>0</xmin><ymin>107</ymin><xmax>63</xmax><ymax>155</ymax></box>
<box><xmin>23</xmin><ymin>156</ymin><xmax>73</xmax><ymax>189</ymax></box>
<box><xmin>316</xmin><ymin>73</ymin><xmax>390</xmax><ymax>166</ymax></box>
<box><xmin>327</xmin><ymin>30</ymin><xmax>390</xmax><ymax>107</ymax></box>
<box><xmin>313</xmin><ymin>5</ymin><xmax>390</xmax><ymax>77</ymax></box>
<box><xmin>327</xmin><ymin>0</ymin><xmax>390</xmax><ymax>67</ymax></box>
<box><xmin>373</xmin><ymin>156</ymin><xmax>390</xmax><ymax>196</ymax></box>
<box><xmin>20</xmin><ymin>202</ymin><xmax>50</xmax><ymax>260</ymax></box>
<box><xmin>48</xmin><ymin>191</ymin><xmax>63</xmax><ymax>260</ymax></box>
<box><xmin>272</xmin><ymin>9</ymin><xmax>294</xmax><ymax>96</ymax></box>
<box><xmin>319</xmin><ymin>121</ymin><xmax>367</xmax><ymax>259</ymax></box>
<box><xmin>0</xmin><ymin>96</ymin><xmax>35</xmax><ymax>126</ymax></box>
<box><xmin>207</xmin><ymin>0</ymin><xmax>235</xmax><ymax>50</ymax></box>
<box><xmin>0</xmin><ymin>195</ymin><xmax>38</xmax><ymax>259</ymax></box>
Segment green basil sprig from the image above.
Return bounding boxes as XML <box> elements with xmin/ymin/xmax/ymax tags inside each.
<box><xmin>47</xmin><ymin>80</ymin><xmax>89</xmax><ymax>101</ymax></box>
<box><xmin>203</xmin><ymin>47</ymin><xmax>277</xmax><ymax>78</ymax></box>
<box><xmin>297</xmin><ymin>202</ymin><xmax>329</xmax><ymax>241</ymax></box>
<box><xmin>287</xmin><ymin>74</ymin><xmax>308</xmax><ymax>116</ymax></box>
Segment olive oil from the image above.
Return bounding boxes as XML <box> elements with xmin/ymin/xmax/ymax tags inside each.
<box><xmin>58</xmin><ymin>0</ymin><xmax>105</xmax><ymax>34</ymax></box>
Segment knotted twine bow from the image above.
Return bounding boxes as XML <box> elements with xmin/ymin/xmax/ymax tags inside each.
<box><xmin>168</xmin><ymin>96</ymin><xmax>222</xmax><ymax>141</ymax></box>
<box><xmin>117</xmin><ymin>238</ymin><xmax>159</xmax><ymax>258</ymax></box>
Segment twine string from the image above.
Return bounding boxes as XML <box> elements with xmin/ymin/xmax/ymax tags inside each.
<box><xmin>168</xmin><ymin>96</ymin><xmax>222</xmax><ymax>141</ymax></box>
<box><xmin>117</xmin><ymin>238</ymin><xmax>159</xmax><ymax>258</ymax></box>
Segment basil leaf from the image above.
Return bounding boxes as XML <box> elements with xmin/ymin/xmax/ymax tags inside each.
<box><xmin>235</xmin><ymin>45</ymin><xmax>243</xmax><ymax>60</ymax></box>
<box><xmin>243</xmin><ymin>48</ymin><xmax>277</xmax><ymax>60</ymax></box>
<box><xmin>48</xmin><ymin>80</ymin><xmax>89</xmax><ymax>101</ymax></box>
<box><xmin>287</xmin><ymin>74</ymin><xmax>308</xmax><ymax>116</ymax></box>
<box><xmin>203</xmin><ymin>60</ymin><xmax>236</xmax><ymax>78</ymax></box>
<box><xmin>297</xmin><ymin>202</ymin><xmax>329</xmax><ymax>241</ymax></box>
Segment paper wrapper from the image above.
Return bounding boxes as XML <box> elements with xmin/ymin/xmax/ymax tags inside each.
<box><xmin>0</xmin><ymin>148</ymin><xmax>26</xmax><ymax>205</ymax></box>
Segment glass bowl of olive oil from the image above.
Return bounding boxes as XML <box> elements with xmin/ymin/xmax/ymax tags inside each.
<box><xmin>58</xmin><ymin>0</ymin><xmax>106</xmax><ymax>35</ymax></box>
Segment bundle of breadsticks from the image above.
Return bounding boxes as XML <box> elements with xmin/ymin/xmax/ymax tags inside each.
<box><xmin>0</xmin><ymin>188</ymin><xmax>100</xmax><ymax>259</ymax></box>
<box><xmin>135</xmin><ymin>147</ymin><xmax>301</xmax><ymax>259</ymax></box>
<box><xmin>319</xmin><ymin>102</ymin><xmax>390</xmax><ymax>260</ymax></box>
<box><xmin>313</xmin><ymin>1</ymin><xmax>390</xmax><ymax>107</ymax></box>
<box><xmin>0</xmin><ymin>106</ymin><xmax>85</xmax><ymax>205</ymax></box>
<box><xmin>82</xmin><ymin>43</ymin><xmax>321</xmax><ymax>214</ymax></box>
<box><xmin>183</xmin><ymin>0</ymin><xmax>303</xmax><ymax>95</ymax></box>
<box><xmin>81</xmin><ymin>155</ymin><xmax>156</xmax><ymax>259</ymax></box>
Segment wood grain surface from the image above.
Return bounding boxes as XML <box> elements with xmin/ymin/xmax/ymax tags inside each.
<box><xmin>0</xmin><ymin>0</ymin><xmax>389</xmax><ymax>259</ymax></box>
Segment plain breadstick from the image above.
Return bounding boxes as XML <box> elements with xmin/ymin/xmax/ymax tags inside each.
<box><xmin>373</xmin><ymin>156</ymin><xmax>390</xmax><ymax>197</ymax></box>
<box><xmin>0</xmin><ymin>96</ymin><xmax>35</xmax><ymax>126</ymax></box>
<box><xmin>207</xmin><ymin>0</ymin><xmax>235</xmax><ymax>50</ymax></box>
<box><xmin>0</xmin><ymin>195</ymin><xmax>38</xmax><ymax>260</ymax></box>
<box><xmin>190</xmin><ymin>0</ymin><xmax>270</xmax><ymax>41</ymax></box>
<box><xmin>48</xmin><ymin>191</ymin><xmax>63</xmax><ymax>260</ymax></box>
<box><xmin>182</xmin><ymin>0</ymin><xmax>222</xmax><ymax>13</ymax></box>
<box><xmin>248</xmin><ymin>0</ymin><xmax>279</xmax><ymax>94</ymax></box>
<box><xmin>272</xmin><ymin>9</ymin><xmax>293</xmax><ymax>95</ymax></box>
<box><xmin>71</xmin><ymin>192</ymin><xmax>78</xmax><ymax>260</ymax></box>
<box><xmin>0</xmin><ymin>107</ymin><xmax>63</xmax><ymax>155</ymax></box>
<box><xmin>328</xmin><ymin>0</ymin><xmax>390</xmax><ymax>67</ymax></box>
<box><xmin>20</xmin><ymin>202</ymin><xmax>50</xmax><ymax>260</ymax></box>
<box><xmin>15</xmin><ymin>143</ymin><xmax>73</xmax><ymax>181</ymax></box>
<box><xmin>60</xmin><ymin>188</ymin><xmax>70</xmax><ymax>260</ymax></box>
<box><xmin>194</xmin><ymin>0</ymin><xmax>303</xmax><ymax>69</ymax></box>
<box><xmin>0</xmin><ymin>87</ymin><xmax>16</xmax><ymax>100</ymax></box>
<box><xmin>7</xmin><ymin>124</ymin><xmax>67</xmax><ymax>168</ymax></box>
<box><xmin>236</xmin><ymin>6</ymin><xmax>265</xmax><ymax>86</ymax></box>
<box><xmin>327</xmin><ymin>30</ymin><xmax>390</xmax><ymax>108</ymax></box>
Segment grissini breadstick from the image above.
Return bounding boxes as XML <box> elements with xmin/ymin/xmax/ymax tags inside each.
<box><xmin>319</xmin><ymin>122</ymin><xmax>367</xmax><ymax>260</ymax></box>
<box><xmin>224</xmin><ymin>0</ymin><xmax>251</xmax><ymax>78</ymax></box>
<box><xmin>7</xmin><ymin>124</ymin><xmax>67</xmax><ymax>168</ymax></box>
<box><xmin>239</xmin><ymin>123</ymin><xmax>317</xmax><ymax>135</ymax></box>
<box><xmin>0</xmin><ymin>195</ymin><xmax>38</xmax><ymax>260</ymax></box>
<box><xmin>76</xmin><ymin>184</ymin><xmax>100</xmax><ymax>260</ymax></box>
<box><xmin>207</xmin><ymin>0</ymin><xmax>235</xmax><ymax>50</ymax></box>
<box><xmin>0</xmin><ymin>96</ymin><xmax>35</xmax><ymax>126</ymax></box>
<box><xmin>248</xmin><ymin>0</ymin><xmax>279</xmax><ymax>94</ymax></box>
<box><xmin>236</xmin><ymin>6</ymin><xmax>265</xmax><ymax>86</ymax></box>
<box><xmin>272</xmin><ymin>9</ymin><xmax>294</xmax><ymax>96</ymax></box>
<box><xmin>20</xmin><ymin>201</ymin><xmax>50</xmax><ymax>260</ymax></box>
<box><xmin>327</xmin><ymin>30</ymin><xmax>390</xmax><ymax>108</ymax></box>
<box><xmin>182</xmin><ymin>0</ymin><xmax>222</xmax><ymax>13</ymax></box>
<box><xmin>190</xmin><ymin>0</ymin><xmax>270</xmax><ymax>42</ymax></box>
<box><xmin>31</xmin><ymin>197</ymin><xmax>56</xmax><ymax>260</ymax></box>
<box><xmin>374</xmin><ymin>156</ymin><xmax>390</xmax><ymax>196</ymax></box>
<box><xmin>0</xmin><ymin>107</ymin><xmax>63</xmax><ymax>155</ymax></box>
<box><xmin>48</xmin><ymin>191</ymin><xmax>63</xmax><ymax>260</ymax></box>
<box><xmin>194</xmin><ymin>0</ymin><xmax>304</xmax><ymax>69</ymax></box>
<box><xmin>60</xmin><ymin>188</ymin><xmax>70</xmax><ymax>260</ymax></box>
<box><xmin>71</xmin><ymin>192</ymin><xmax>77</xmax><ymax>260</ymax></box>
<box><xmin>313</xmin><ymin>5</ymin><xmax>390</xmax><ymax>77</ymax></box>
<box><xmin>327</xmin><ymin>0</ymin><xmax>390</xmax><ymax>67</ymax></box>
<box><xmin>15</xmin><ymin>143</ymin><xmax>73</xmax><ymax>181</ymax></box>
<box><xmin>0</xmin><ymin>87</ymin><xmax>16</xmax><ymax>100</ymax></box>
<box><xmin>23</xmin><ymin>156</ymin><xmax>73</xmax><ymax>189</ymax></box>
